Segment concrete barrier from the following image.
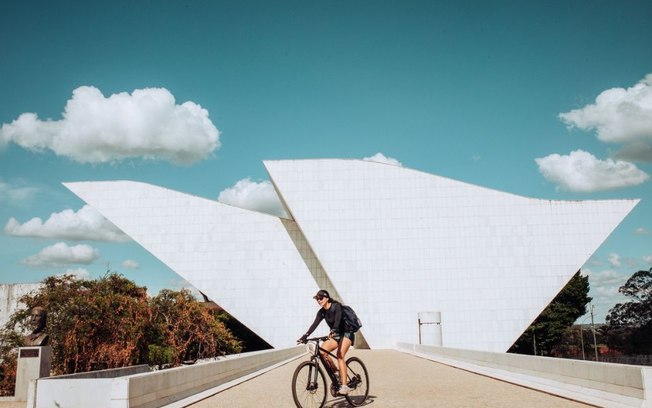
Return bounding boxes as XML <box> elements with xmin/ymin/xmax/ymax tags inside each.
<box><xmin>31</xmin><ymin>346</ymin><xmax>304</xmax><ymax>408</ymax></box>
<box><xmin>396</xmin><ymin>342</ymin><xmax>652</xmax><ymax>408</ymax></box>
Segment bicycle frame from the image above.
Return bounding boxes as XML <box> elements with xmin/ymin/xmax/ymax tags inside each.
<box><xmin>305</xmin><ymin>336</ymin><xmax>340</xmax><ymax>386</ymax></box>
<box><xmin>294</xmin><ymin>336</ymin><xmax>368</xmax><ymax>407</ymax></box>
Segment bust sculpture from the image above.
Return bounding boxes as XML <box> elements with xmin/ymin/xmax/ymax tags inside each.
<box><xmin>23</xmin><ymin>306</ymin><xmax>49</xmax><ymax>347</ymax></box>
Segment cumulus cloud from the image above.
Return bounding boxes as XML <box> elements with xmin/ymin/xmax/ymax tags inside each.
<box><xmin>613</xmin><ymin>142</ymin><xmax>652</xmax><ymax>162</ymax></box>
<box><xmin>122</xmin><ymin>259</ymin><xmax>140</xmax><ymax>269</ymax></box>
<box><xmin>635</xmin><ymin>227</ymin><xmax>650</xmax><ymax>235</ymax></box>
<box><xmin>362</xmin><ymin>152</ymin><xmax>403</xmax><ymax>166</ymax></box>
<box><xmin>218</xmin><ymin>178</ymin><xmax>288</xmax><ymax>217</ymax></box>
<box><xmin>581</xmin><ymin>267</ymin><xmax>630</xmax><ymax>321</ymax></box>
<box><xmin>535</xmin><ymin>150</ymin><xmax>649</xmax><ymax>192</ymax></box>
<box><xmin>61</xmin><ymin>268</ymin><xmax>91</xmax><ymax>280</ymax></box>
<box><xmin>4</xmin><ymin>205</ymin><xmax>130</xmax><ymax>242</ymax></box>
<box><xmin>607</xmin><ymin>253</ymin><xmax>621</xmax><ymax>268</ymax></box>
<box><xmin>0</xmin><ymin>86</ymin><xmax>220</xmax><ymax>164</ymax></box>
<box><xmin>218</xmin><ymin>153</ymin><xmax>405</xmax><ymax>217</ymax></box>
<box><xmin>0</xmin><ymin>179</ymin><xmax>39</xmax><ymax>206</ymax></box>
<box><xmin>559</xmin><ymin>74</ymin><xmax>652</xmax><ymax>162</ymax></box>
<box><xmin>21</xmin><ymin>242</ymin><xmax>100</xmax><ymax>268</ymax></box>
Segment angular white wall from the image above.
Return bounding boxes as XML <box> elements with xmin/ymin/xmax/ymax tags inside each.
<box><xmin>65</xmin><ymin>159</ymin><xmax>639</xmax><ymax>351</ymax></box>
<box><xmin>264</xmin><ymin>159</ymin><xmax>639</xmax><ymax>351</ymax></box>
<box><xmin>63</xmin><ymin>181</ymin><xmax>320</xmax><ymax>348</ymax></box>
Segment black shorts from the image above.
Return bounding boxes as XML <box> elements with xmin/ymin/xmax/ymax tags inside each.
<box><xmin>333</xmin><ymin>331</ymin><xmax>355</xmax><ymax>343</ymax></box>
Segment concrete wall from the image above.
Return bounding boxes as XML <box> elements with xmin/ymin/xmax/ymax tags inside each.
<box><xmin>396</xmin><ymin>342</ymin><xmax>652</xmax><ymax>408</ymax></box>
<box><xmin>0</xmin><ymin>283</ymin><xmax>41</xmax><ymax>327</ymax></box>
<box><xmin>28</xmin><ymin>366</ymin><xmax>150</xmax><ymax>408</ymax></box>
<box><xmin>31</xmin><ymin>346</ymin><xmax>304</xmax><ymax>408</ymax></box>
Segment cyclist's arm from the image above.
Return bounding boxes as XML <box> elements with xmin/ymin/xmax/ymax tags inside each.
<box><xmin>331</xmin><ymin>302</ymin><xmax>343</xmax><ymax>334</ymax></box>
<box><xmin>303</xmin><ymin>309</ymin><xmax>324</xmax><ymax>338</ymax></box>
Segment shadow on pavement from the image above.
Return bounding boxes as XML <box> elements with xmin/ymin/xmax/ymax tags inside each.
<box><xmin>324</xmin><ymin>394</ymin><xmax>376</xmax><ymax>407</ymax></box>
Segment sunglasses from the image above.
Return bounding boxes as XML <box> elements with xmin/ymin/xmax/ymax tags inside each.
<box><xmin>315</xmin><ymin>296</ymin><xmax>325</xmax><ymax>301</ymax></box>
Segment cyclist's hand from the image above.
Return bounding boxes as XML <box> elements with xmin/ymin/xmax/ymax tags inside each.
<box><xmin>297</xmin><ymin>334</ymin><xmax>308</xmax><ymax>344</ymax></box>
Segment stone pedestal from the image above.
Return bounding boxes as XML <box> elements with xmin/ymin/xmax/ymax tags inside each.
<box><xmin>15</xmin><ymin>346</ymin><xmax>51</xmax><ymax>401</ymax></box>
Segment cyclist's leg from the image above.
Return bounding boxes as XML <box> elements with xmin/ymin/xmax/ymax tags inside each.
<box><xmin>320</xmin><ymin>338</ymin><xmax>339</xmax><ymax>374</ymax></box>
<box><xmin>336</xmin><ymin>335</ymin><xmax>353</xmax><ymax>385</ymax></box>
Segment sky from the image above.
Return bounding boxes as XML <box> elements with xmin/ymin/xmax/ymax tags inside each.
<box><xmin>1</xmin><ymin>0</ymin><xmax>651</xmax><ymax>323</ymax></box>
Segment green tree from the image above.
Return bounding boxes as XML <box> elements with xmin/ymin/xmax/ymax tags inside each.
<box><xmin>606</xmin><ymin>268</ymin><xmax>652</xmax><ymax>354</ymax></box>
<box><xmin>606</xmin><ymin>268</ymin><xmax>652</xmax><ymax>327</ymax></box>
<box><xmin>509</xmin><ymin>271</ymin><xmax>591</xmax><ymax>356</ymax></box>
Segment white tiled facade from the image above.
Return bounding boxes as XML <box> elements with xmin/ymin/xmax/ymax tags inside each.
<box><xmin>65</xmin><ymin>159</ymin><xmax>639</xmax><ymax>351</ymax></box>
<box><xmin>63</xmin><ymin>181</ymin><xmax>321</xmax><ymax>348</ymax></box>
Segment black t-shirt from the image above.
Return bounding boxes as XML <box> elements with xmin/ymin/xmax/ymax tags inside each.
<box><xmin>305</xmin><ymin>301</ymin><xmax>343</xmax><ymax>335</ymax></box>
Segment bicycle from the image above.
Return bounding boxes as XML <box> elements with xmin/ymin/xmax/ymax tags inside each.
<box><xmin>292</xmin><ymin>336</ymin><xmax>369</xmax><ymax>408</ymax></box>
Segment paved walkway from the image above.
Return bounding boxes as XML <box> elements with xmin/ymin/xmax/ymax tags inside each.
<box><xmin>0</xmin><ymin>399</ymin><xmax>24</xmax><ymax>408</ymax></box>
<box><xmin>0</xmin><ymin>350</ymin><xmax>595</xmax><ymax>408</ymax></box>
<box><xmin>188</xmin><ymin>349</ymin><xmax>593</xmax><ymax>408</ymax></box>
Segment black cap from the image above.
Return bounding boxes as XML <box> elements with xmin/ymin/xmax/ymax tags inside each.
<box><xmin>313</xmin><ymin>289</ymin><xmax>330</xmax><ymax>299</ymax></box>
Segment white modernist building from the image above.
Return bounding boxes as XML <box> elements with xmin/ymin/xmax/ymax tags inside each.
<box><xmin>65</xmin><ymin>159</ymin><xmax>639</xmax><ymax>352</ymax></box>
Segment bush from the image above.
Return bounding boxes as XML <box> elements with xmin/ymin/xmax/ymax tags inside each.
<box><xmin>0</xmin><ymin>273</ymin><xmax>242</xmax><ymax>395</ymax></box>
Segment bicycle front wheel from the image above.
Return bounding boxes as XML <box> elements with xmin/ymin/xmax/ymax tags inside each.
<box><xmin>344</xmin><ymin>356</ymin><xmax>369</xmax><ymax>406</ymax></box>
<box><xmin>292</xmin><ymin>361</ymin><xmax>327</xmax><ymax>408</ymax></box>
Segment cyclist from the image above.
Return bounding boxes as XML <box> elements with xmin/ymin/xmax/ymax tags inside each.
<box><xmin>298</xmin><ymin>289</ymin><xmax>354</xmax><ymax>395</ymax></box>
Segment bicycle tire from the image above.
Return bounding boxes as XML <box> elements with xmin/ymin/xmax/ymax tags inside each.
<box><xmin>292</xmin><ymin>361</ymin><xmax>327</xmax><ymax>408</ymax></box>
<box><xmin>344</xmin><ymin>356</ymin><xmax>369</xmax><ymax>406</ymax></box>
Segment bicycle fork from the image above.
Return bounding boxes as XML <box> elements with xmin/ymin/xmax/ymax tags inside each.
<box><xmin>306</xmin><ymin>359</ymin><xmax>320</xmax><ymax>392</ymax></box>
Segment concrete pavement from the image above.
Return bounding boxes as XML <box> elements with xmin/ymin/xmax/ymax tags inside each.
<box><xmin>0</xmin><ymin>349</ymin><xmax>596</xmax><ymax>407</ymax></box>
<box><xmin>187</xmin><ymin>349</ymin><xmax>593</xmax><ymax>408</ymax></box>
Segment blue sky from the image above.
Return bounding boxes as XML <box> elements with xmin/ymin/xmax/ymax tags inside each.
<box><xmin>1</xmin><ymin>0</ymin><xmax>651</xmax><ymax>323</ymax></box>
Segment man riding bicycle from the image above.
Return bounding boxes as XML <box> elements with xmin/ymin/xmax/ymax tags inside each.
<box><xmin>298</xmin><ymin>289</ymin><xmax>355</xmax><ymax>395</ymax></box>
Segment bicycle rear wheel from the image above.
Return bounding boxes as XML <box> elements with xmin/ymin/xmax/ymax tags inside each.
<box><xmin>344</xmin><ymin>356</ymin><xmax>369</xmax><ymax>406</ymax></box>
<box><xmin>292</xmin><ymin>361</ymin><xmax>327</xmax><ymax>408</ymax></box>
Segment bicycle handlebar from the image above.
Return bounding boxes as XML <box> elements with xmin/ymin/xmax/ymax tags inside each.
<box><xmin>297</xmin><ymin>335</ymin><xmax>330</xmax><ymax>344</ymax></box>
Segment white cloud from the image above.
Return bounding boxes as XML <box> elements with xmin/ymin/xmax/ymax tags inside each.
<box><xmin>362</xmin><ymin>152</ymin><xmax>403</xmax><ymax>166</ymax></box>
<box><xmin>0</xmin><ymin>86</ymin><xmax>220</xmax><ymax>165</ymax></box>
<box><xmin>21</xmin><ymin>242</ymin><xmax>100</xmax><ymax>268</ymax></box>
<box><xmin>560</xmin><ymin>74</ymin><xmax>652</xmax><ymax>144</ymax></box>
<box><xmin>586</xmin><ymin>257</ymin><xmax>604</xmax><ymax>268</ymax></box>
<box><xmin>634</xmin><ymin>227</ymin><xmax>650</xmax><ymax>235</ymax></box>
<box><xmin>61</xmin><ymin>268</ymin><xmax>91</xmax><ymax>280</ymax></box>
<box><xmin>643</xmin><ymin>255</ymin><xmax>652</xmax><ymax>266</ymax></box>
<box><xmin>218</xmin><ymin>178</ymin><xmax>288</xmax><ymax>217</ymax></box>
<box><xmin>217</xmin><ymin>154</ymin><xmax>405</xmax><ymax>218</ymax></box>
<box><xmin>607</xmin><ymin>253</ymin><xmax>621</xmax><ymax>268</ymax></box>
<box><xmin>559</xmin><ymin>74</ymin><xmax>652</xmax><ymax>162</ymax></box>
<box><xmin>122</xmin><ymin>259</ymin><xmax>140</xmax><ymax>269</ymax></box>
<box><xmin>535</xmin><ymin>150</ymin><xmax>649</xmax><ymax>192</ymax></box>
<box><xmin>0</xmin><ymin>179</ymin><xmax>39</xmax><ymax>206</ymax></box>
<box><xmin>4</xmin><ymin>205</ymin><xmax>130</xmax><ymax>242</ymax></box>
<box><xmin>581</xmin><ymin>267</ymin><xmax>631</xmax><ymax>322</ymax></box>
<box><xmin>613</xmin><ymin>141</ymin><xmax>652</xmax><ymax>162</ymax></box>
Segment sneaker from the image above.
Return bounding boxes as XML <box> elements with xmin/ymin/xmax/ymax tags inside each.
<box><xmin>338</xmin><ymin>385</ymin><xmax>352</xmax><ymax>395</ymax></box>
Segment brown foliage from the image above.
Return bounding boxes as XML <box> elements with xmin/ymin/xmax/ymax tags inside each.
<box><xmin>0</xmin><ymin>273</ymin><xmax>242</xmax><ymax>396</ymax></box>
<box><xmin>149</xmin><ymin>289</ymin><xmax>242</xmax><ymax>365</ymax></box>
<box><xmin>0</xmin><ymin>352</ymin><xmax>17</xmax><ymax>397</ymax></box>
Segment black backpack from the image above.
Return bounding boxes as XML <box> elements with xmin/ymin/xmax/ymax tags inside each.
<box><xmin>341</xmin><ymin>304</ymin><xmax>362</xmax><ymax>332</ymax></box>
